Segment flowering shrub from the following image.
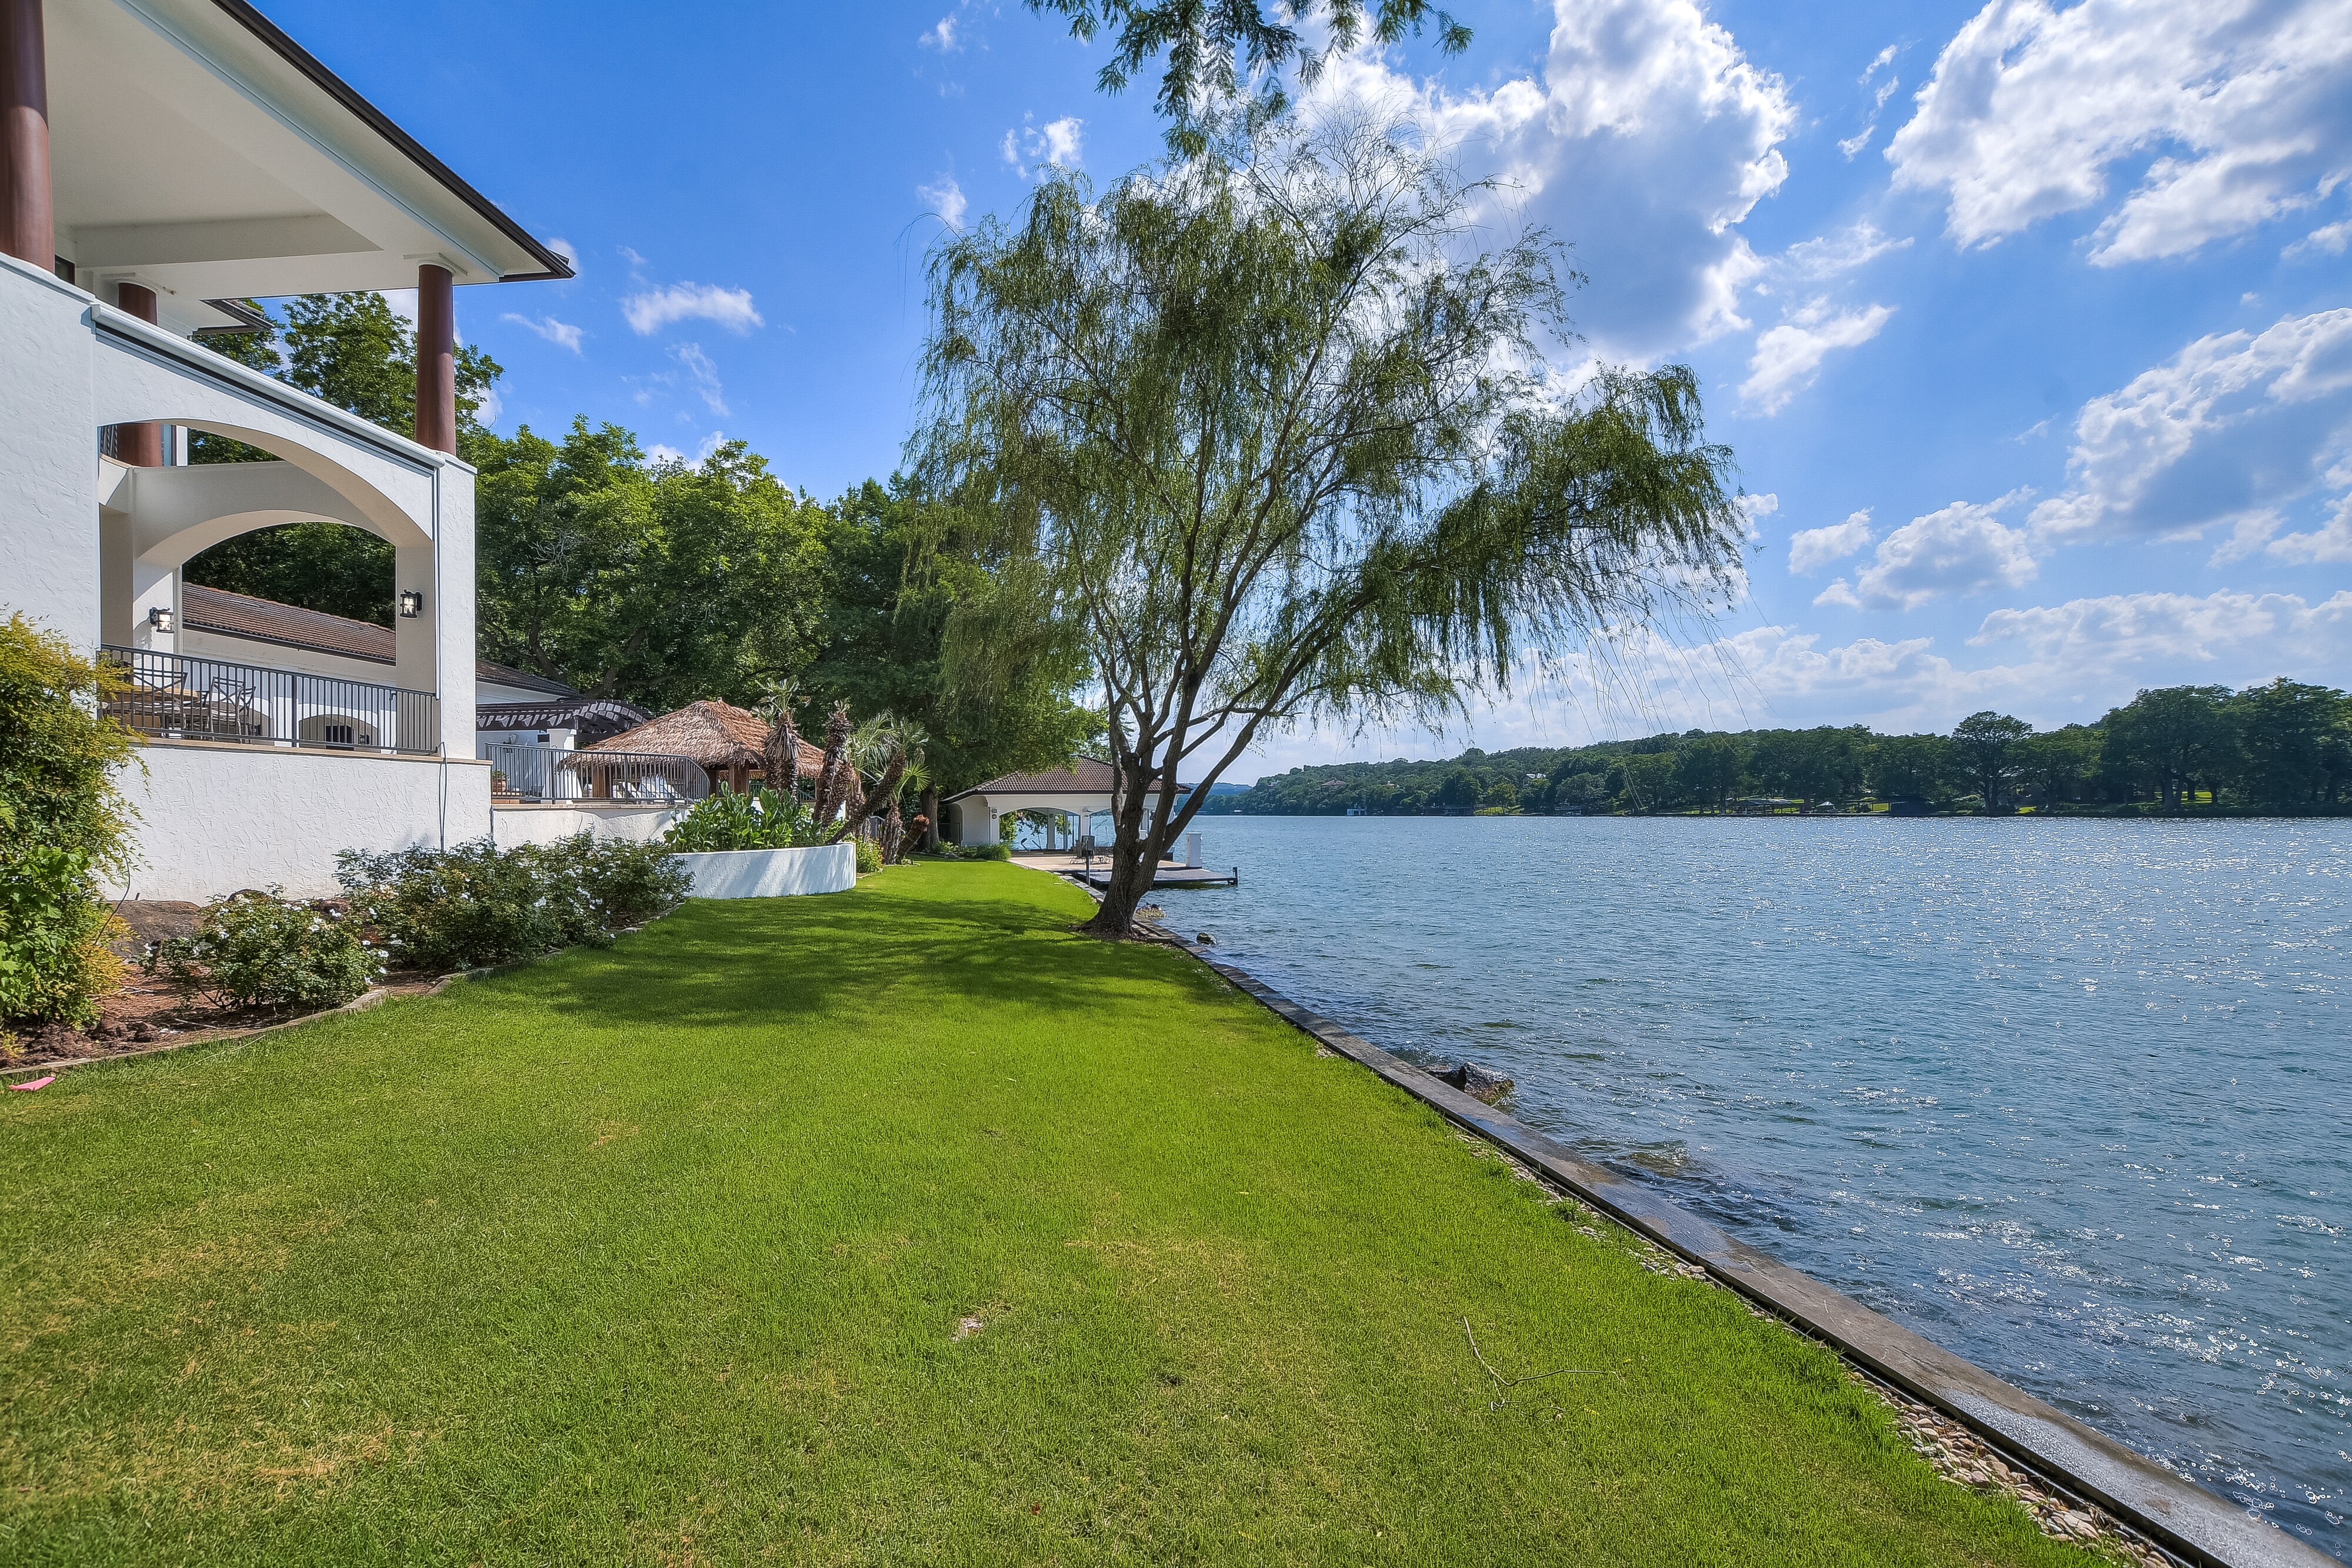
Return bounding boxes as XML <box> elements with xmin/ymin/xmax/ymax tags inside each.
<box><xmin>662</xmin><ymin>786</ymin><xmax>810</xmax><ymax>851</ymax></box>
<box><xmin>143</xmin><ymin>890</ymin><xmax>379</xmax><ymax>1013</ymax></box>
<box><xmin>854</xmin><ymin>835</ymin><xmax>883</xmax><ymax>875</ymax></box>
<box><xmin>336</xmin><ymin>834</ymin><xmax>689</xmax><ymax>974</ymax></box>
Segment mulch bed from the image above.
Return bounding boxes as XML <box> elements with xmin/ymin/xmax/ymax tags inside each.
<box><xmin>2</xmin><ymin>901</ymin><xmax>436</xmax><ymax>1072</ymax></box>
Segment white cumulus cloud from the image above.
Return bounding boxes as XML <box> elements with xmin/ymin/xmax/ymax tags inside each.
<box><xmin>1740</xmin><ymin>299</ymin><xmax>1894</xmax><ymax>413</ymax></box>
<box><xmin>1788</xmin><ymin>510</ymin><xmax>1875</xmax><ymax>573</ymax></box>
<box><xmin>918</xmin><ymin>175</ymin><xmax>968</xmax><ymax>230</ymax></box>
<box><xmin>1302</xmin><ymin>0</ymin><xmax>1796</xmax><ymax>360</ymax></box>
<box><xmin>1003</xmin><ymin>114</ymin><xmax>1084</xmax><ymax>176</ymax></box>
<box><xmin>622</xmin><ymin>281</ymin><xmax>764</xmax><ymax>336</ymax></box>
<box><xmin>501</xmin><ymin>313</ymin><xmax>584</xmax><ymax>353</ymax></box>
<box><xmin>1847</xmin><ymin>493</ymin><xmax>2037</xmax><ymax>610</ymax></box>
<box><xmin>2029</xmin><ymin>307</ymin><xmax>2352</xmax><ymax>554</ymax></box>
<box><xmin>920</xmin><ymin>14</ymin><xmax>959</xmax><ymax>51</ymax></box>
<box><xmin>1888</xmin><ymin>0</ymin><xmax>2352</xmax><ymax>264</ymax></box>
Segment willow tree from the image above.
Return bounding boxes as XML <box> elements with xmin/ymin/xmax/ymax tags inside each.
<box><xmin>916</xmin><ymin>109</ymin><xmax>1744</xmax><ymax>936</ymax></box>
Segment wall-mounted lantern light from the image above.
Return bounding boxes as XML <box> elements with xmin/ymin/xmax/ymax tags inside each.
<box><xmin>398</xmin><ymin>590</ymin><xmax>425</xmax><ymax>618</ymax></box>
<box><xmin>148</xmin><ymin>606</ymin><xmax>173</xmax><ymax>634</ymax></box>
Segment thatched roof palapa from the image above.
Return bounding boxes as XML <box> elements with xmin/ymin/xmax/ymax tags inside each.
<box><xmin>577</xmin><ymin>698</ymin><xmax>827</xmax><ymax>777</ymax></box>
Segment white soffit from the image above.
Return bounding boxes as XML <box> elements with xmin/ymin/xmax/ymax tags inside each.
<box><xmin>46</xmin><ymin>0</ymin><xmax>569</xmax><ymax>326</ymax></box>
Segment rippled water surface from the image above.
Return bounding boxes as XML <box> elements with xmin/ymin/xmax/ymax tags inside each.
<box><xmin>1154</xmin><ymin>815</ymin><xmax>2351</xmax><ymax>1547</ymax></box>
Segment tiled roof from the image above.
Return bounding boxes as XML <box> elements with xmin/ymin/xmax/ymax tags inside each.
<box><xmin>948</xmin><ymin>758</ymin><xmax>1197</xmax><ymax>800</ymax></box>
<box><xmin>476</xmin><ymin>697</ymin><xmax>654</xmax><ymax>746</ymax></box>
<box><xmin>180</xmin><ymin>584</ymin><xmax>579</xmax><ymax>696</ymax></box>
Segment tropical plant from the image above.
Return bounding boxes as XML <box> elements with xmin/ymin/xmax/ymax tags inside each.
<box><xmin>917</xmin><ymin>107</ymin><xmax>1743</xmax><ymax>934</ymax></box>
<box><xmin>663</xmin><ymin>786</ymin><xmax>810</xmax><ymax>851</ymax></box>
<box><xmin>143</xmin><ymin>890</ymin><xmax>379</xmax><ymax>1014</ymax></box>
<box><xmin>0</xmin><ymin>616</ymin><xmax>138</xmax><ymax>1027</ymax></box>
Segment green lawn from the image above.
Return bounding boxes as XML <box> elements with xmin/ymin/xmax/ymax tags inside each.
<box><xmin>2</xmin><ymin>862</ymin><xmax>2102</xmax><ymax>1564</ymax></box>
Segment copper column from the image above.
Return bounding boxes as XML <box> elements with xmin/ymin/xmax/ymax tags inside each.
<box><xmin>0</xmin><ymin>0</ymin><xmax>51</xmax><ymax>266</ymax></box>
<box><xmin>415</xmin><ymin>262</ymin><xmax>456</xmax><ymax>453</ymax></box>
<box><xmin>111</xmin><ymin>283</ymin><xmax>164</xmax><ymax>465</ymax></box>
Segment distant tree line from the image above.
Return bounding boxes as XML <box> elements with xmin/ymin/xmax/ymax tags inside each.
<box><xmin>1198</xmin><ymin>683</ymin><xmax>2352</xmax><ymax>817</ymax></box>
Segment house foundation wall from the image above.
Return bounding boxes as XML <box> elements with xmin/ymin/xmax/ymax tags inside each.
<box><xmin>122</xmin><ymin>742</ymin><xmax>493</xmax><ymax>901</ymax></box>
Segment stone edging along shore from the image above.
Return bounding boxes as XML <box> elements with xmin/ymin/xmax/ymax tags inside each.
<box><xmin>1140</xmin><ymin>924</ymin><xmax>2338</xmax><ymax>1568</ymax></box>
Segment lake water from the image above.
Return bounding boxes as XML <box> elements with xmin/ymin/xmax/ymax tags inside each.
<box><xmin>1152</xmin><ymin>815</ymin><xmax>2351</xmax><ymax>1549</ymax></box>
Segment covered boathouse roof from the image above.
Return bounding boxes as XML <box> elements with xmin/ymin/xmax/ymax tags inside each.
<box><xmin>947</xmin><ymin>758</ymin><xmax>1197</xmax><ymax>801</ymax></box>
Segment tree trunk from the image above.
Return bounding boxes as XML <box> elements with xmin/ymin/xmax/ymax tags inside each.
<box><xmin>918</xmin><ymin>784</ymin><xmax>941</xmax><ymax>852</ymax></box>
<box><xmin>1083</xmin><ymin>752</ymin><xmax>1162</xmax><ymax>938</ymax></box>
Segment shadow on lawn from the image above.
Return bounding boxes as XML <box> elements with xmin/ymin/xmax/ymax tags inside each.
<box><xmin>501</xmin><ymin>871</ymin><xmax>1220</xmax><ymax>1035</ymax></box>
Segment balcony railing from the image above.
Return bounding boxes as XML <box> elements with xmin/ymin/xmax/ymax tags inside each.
<box><xmin>487</xmin><ymin>741</ymin><xmax>709</xmax><ymax>804</ymax></box>
<box><xmin>100</xmin><ymin>645</ymin><xmax>439</xmax><ymax>755</ymax></box>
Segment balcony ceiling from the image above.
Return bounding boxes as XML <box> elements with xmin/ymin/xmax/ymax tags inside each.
<box><xmin>46</xmin><ymin>0</ymin><xmax>569</xmax><ymax>331</ymax></box>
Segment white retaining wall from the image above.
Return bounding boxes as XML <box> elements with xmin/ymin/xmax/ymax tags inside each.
<box><xmin>670</xmin><ymin>844</ymin><xmax>857</xmax><ymax>898</ymax></box>
<box><xmin>491</xmin><ymin>803</ymin><xmax>685</xmax><ymax>849</ymax></box>
<box><xmin>123</xmin><ymin>742</ymin><xmax>493</xmax><ymax>901</ymax></box>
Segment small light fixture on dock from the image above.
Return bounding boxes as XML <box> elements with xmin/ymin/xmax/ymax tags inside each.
<box><xmin>146</xmin><ymin>606</ymin><xmax>173</xmax><ymax>634</ymax></box>
<box><xmin>398</xmin><ymin>590</ymin><xmax>425</xmax><ymax>618</ymax></box>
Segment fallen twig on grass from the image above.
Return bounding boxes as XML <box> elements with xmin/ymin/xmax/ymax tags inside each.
<box><xmin>1463</xmin><ymin>1318</ymin><xmax>1602</xmax><ymax>1409</ymax></box>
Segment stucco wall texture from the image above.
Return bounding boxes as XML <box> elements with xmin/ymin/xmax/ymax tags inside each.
<box><xmin>490</xmin><ymin>804</ymin><xmax>684</xmax><ymax>849</ymax></box>
<box><xmin>123</xmin><ymin>743</ymin><xmax>492</xmax><ymax>901</ymax></box>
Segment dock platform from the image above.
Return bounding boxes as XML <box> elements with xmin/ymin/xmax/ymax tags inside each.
<box><xmin>1014</xmin><ymin>852</ymin><xmax>1238</xmax><ymax>888</ymax></box>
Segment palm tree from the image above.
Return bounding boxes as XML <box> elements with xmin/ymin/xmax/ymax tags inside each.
<box><xmin>808</xmin><ymin>701</ymin><xmax>852</xmax><ymax>830</ymax></box>
<box><xmin>757</xmin><ymin>681</ymin><xmax>801</xmax><ymax>798</ymax></box>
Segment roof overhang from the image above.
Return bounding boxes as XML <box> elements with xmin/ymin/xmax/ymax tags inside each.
<box><xmin>48</xmin><ymin>0</ymin><xmax>571</xmax><ymax>333</ymax></box>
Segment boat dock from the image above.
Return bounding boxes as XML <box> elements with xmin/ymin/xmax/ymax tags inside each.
<box><xmin>1015</xmin><ymin>852</ymin><xmax>1239</xmax><ymax>888</ymax></box>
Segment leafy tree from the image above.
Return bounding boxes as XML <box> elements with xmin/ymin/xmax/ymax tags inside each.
<box><xmin>1618</xmin><ymin>752</ymin><xmax>1679</xmax><ymax>813</ymax></box>
<box><xmin>1028</xmin><ymin>1</ymin><xmax>1467</xmax><ymax>127</ymax></box>
<box><xmin>2231</xmin><ymin>678</ymin><xmax>2342</xmax><ymax>807</ymax></box>
<box><xmin>916</xmin><ymin>110</ymin><xmax>1742</xmax><ymax>933</ymax></box>
<box><xmin>1436</xmin><ymin>768</ymin><xmax>1479</xmax><ymax>810</ymax></box>
<box><xmin>1675</xmin><ymin>734</ymin><xmax>1743</xmax><ymax>811</ymax></box>
<box><xmin>185</xmin><ymin>293</ymin><xmax>505</xmax><ymax>620</ymax></box>
<box><xmin>796</xmin><ymin>480</ymin><xmax>1097</xmax><ymax>842</ymax></box>
<box><xmin>2012</xmin><ymin>725</ymin><xmax>2101</xmax><ymax>806</ymax></box>
<box><xmin>2321</xmin><ymin>728</ymin><xmax>2352</xmax><ymax>805</ymax></box>
<box><xmin>182</xmin><ymin>520</ymin><xmax>399</xmax><ymax>626</ymax></box>
<box><xmin>1949</xmin><ymin>711</ymin><xmax>2033</xmax><ymax>810</ymax></box>
<box><xmin>2103</xmin><ymin>686</ymin><xmax>2234</xmax><ymax>810</ymax></box>
<box><xmin>1865</xmin><ymin>734</ymin><xmax>1948</xmax><ymax>802</ymax></box>
<box><xmin>1481</xmin><ymin>777</ymin><xmax>1518</xmax><ymax>811</ymax></box>
<box><xmin>1750</xmin><ymin>726</ymin><xmax>1867</xmax><ymax>804</ymax></box>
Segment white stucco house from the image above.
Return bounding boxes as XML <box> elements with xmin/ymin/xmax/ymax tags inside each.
<box><xmin>0</xmin><ymin>0</ymin><xmax>580</xmax><ymax>899</ymax></box>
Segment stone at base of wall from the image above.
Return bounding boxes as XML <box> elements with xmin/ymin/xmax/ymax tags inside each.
<box><xmin>670</xmin><ymin>844</ymin><xmax>856</xmax><ymax>898</ymax></box>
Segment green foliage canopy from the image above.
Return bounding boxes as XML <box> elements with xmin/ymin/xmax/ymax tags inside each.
<box><xmin>917</xmin><ymin>109</ymin><xmax>1743</xmax><ymax>929</ymax></box>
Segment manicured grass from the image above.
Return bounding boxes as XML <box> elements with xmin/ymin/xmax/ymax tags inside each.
<box><xmin>2</xmin><ymin>863</ymin><xmax>2102</xmax><ymax>1564</ymax></box>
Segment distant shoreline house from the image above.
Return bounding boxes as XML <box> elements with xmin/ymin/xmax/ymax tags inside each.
<box><xmin>0</xmin><ymin>0</ymin><xmax>574</xmax><ymax>898</ymax></box>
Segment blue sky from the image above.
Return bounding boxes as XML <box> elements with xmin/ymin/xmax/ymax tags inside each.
<box><xmin>268</xmin><ymin>1</ymin><xmax>2352</xmax><ymax>774</ymax></box>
